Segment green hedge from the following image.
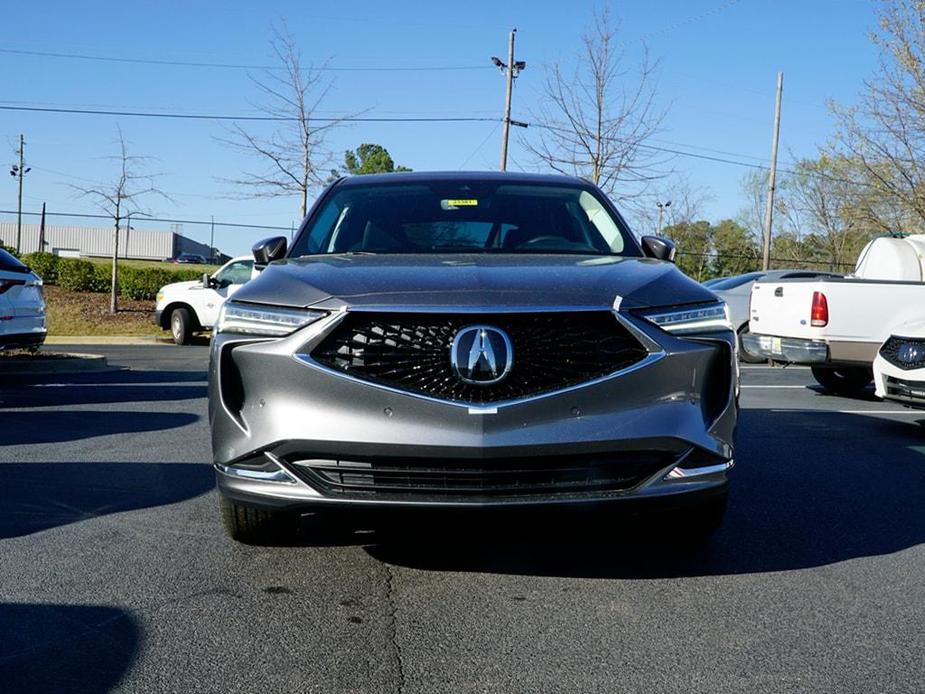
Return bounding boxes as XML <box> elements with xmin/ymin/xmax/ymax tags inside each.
<box><xmin>57</xmin><ymin>259</ymin><xmax>109</xmax><ymax>292</ymax></box>
<box><xmin>21</xmin><ymin>252</ymin><xmax>59</xmax><ymax>283</ymax></box>
<box><xmin>0</xmin><ymin>242</ymin><xmax>20</xmax><ymax>258</ymax></box>
<box><xmin>25</xmin><ymin>255</ymin><xmax>204</xmax><ymax>300</ymax></box>
<box><xmin>119</xmin><ymin>266</ymin><xmax>201</xmax><ymax>300</ymax></box>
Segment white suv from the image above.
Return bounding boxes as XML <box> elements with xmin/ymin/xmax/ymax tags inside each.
<box><xmin>0</xmin><ymin>248</ymin><xmax>46</xmax><ymax>351</ymax></box>
<box><xmin>154</xmin><ymin>256</ymin><xmax>255</xmax><ymax>345</ymax></box>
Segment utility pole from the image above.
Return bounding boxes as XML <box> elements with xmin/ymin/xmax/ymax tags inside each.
<box><xmin>492</xmin><ymin>29</ymin><xmax>527</xmax><ymax>171</ymax></box>
<box><xmin>762</xmin><ymin>72</ymin><xmax>783</xmax><ymax>271</ymax></box>
<box><xmin>210</xmin><ymin>215</ymin><xmax>215</xmax><ymax>263</ymax></box>
<box><xmin>10</xmin><ymin>134</ymin><xmax>30</xmax><ymax>254</ymax></box>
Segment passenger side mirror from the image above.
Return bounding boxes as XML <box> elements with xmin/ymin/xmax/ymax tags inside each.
<box><xmin>641</xmin><ymin>235</ymin><xmax>677</xmax><ymax>263</ymax></box>
<box><xmin>252</xmin><ymin>236</ymin><xmax>288</xmax><ymax>268</ymax></box>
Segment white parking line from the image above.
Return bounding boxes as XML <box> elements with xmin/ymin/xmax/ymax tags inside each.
<box><xmin>769</xmin><ymin>408</ymin><xmax>921</xmax><ymax>415</ymax></box>
<box><xmin>740</xmin><ymin>385</ymin><xmax>808</xmax><ymax>389</ymax></box>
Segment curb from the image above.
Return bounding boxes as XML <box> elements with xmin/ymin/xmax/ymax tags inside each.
<box><xmin>0</xmin><ymin>352</ymin><xmax>112</xmax><ymax>375</ymax></box>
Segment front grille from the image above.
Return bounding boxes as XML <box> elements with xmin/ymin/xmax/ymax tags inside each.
<box><xmin>309</xmin><ymin>311</ymin><xmax>648</xmax><ymax>403</ymax></box>
<box><xmin>284</xmin><ymin>451</ymin><xmax>676</xmax><ymax>499</ymax></box>
<box><xmin>880</xmin><ymin>336</ymin><xmax>925</xmax><ymax>370</ymax></box>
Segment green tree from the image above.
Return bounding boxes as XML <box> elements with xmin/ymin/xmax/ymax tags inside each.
<box><xmin>663</xmin><ymin>220</ymin><xmax>713</xmax><ymax>281</ymax></box>
<box><xmin>330</xmin><ymin>143</ymin><xmax>411</xmax><ymax>180</ymax></box>
<box><xmin>712</xmin><ymin>219</ymin><xmax>760</xmax><ymax>277</ymax></box>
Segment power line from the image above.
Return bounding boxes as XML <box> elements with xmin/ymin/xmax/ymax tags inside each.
<box><xmin>0</xmin><ymin>47</ymin><xmax>494</xmax><ymax>72</ymax></box>
<box><xmin>0</xmin><ymin>104</ymin><xmax>499</xmax><ymax>123</ymax></box>
<box><xmin>0</xmin><ymin>208</ymin><xmax>290</xmax><ymax>231</ymax></box>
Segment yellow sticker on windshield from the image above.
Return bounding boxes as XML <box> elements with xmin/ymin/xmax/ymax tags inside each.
<box><xmin>445</xmin><ymin>199</ymin><xmax>478</xmax><ymax>207</ymax></box>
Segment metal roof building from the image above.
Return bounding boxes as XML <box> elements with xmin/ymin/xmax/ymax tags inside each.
<box><xmin>0</xmin><ymin>222</ymin><xmax>217</xmax><ymax>261</ymax></box>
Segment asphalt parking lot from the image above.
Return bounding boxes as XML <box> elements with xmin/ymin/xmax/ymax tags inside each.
<box><xmin>1</xmin><ymin>344</ymin><xmax>923</xmax><ymax>693</ymax></box>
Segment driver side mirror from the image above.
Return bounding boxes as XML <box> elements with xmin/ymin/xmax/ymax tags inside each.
<box><xmin>252</xmin><ymin>236</ymin><xmax>288</xmax><ymax>268</ymax></box>
<box><xmin>641</xmin><ymin>235</ymin><xmax>677</xmax><ymax>263</ymax></box>
<box><xmin>201</xmin><ymin>273</ymin><xmax>214</xmax><ymax>289</ymax></box>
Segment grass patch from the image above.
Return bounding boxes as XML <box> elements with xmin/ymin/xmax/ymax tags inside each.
<box><xmin>45</xmin><ymin>286</ymin><xmax>164</xmax><ymax>337</ymax></box>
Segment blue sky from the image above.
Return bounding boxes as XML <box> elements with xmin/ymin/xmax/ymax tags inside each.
<box><xmin>0</xmin><ymin>0</ymin><xmax>879</xmax><ymax>256</ymax></box>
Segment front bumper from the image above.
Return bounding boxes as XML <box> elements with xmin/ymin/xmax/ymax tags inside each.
<box><xmin>209</xmin><ymin>310</ymin><xmax>737</xmax><ymax>511</ymax></box>
<box><xmin>153</xmin><ymin>309</ymin><xmax>163</xmax><ymax>327</ymax></box>
<box><xmin>874</xmin><ymin>354</ymin><xmax>925</xmax><ymax>409</ymax></box>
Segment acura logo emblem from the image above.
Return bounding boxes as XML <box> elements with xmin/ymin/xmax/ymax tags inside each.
<box><xmin>897</xmin><ymin>342</ymin><xmax>924</xmax><ymax>364</ymax></box>
<box><xmin>451</xmin><ymin>326</ymin><xmax>513</xmax><ymax>385</ymax></box>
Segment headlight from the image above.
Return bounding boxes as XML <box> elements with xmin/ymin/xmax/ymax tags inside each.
<box><xmin>216</xmin><ymin>302</ymin><xmax>328</xmax><ymax>337</ymax></box>
<box><xmin>156</xmin><ymin>291</ymin><xmax>164</xmax><ymax>303</ymax></box>
<box><xmin>642</xmin><ymin>302</ymin><xmax>732</xmax><ymax>335</ymax></box>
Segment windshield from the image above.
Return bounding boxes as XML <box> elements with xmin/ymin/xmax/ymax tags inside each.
<box><xmin>290</xmin><ymin>181</ymin><xmax>638</xmax><ymax>257</ymax></box>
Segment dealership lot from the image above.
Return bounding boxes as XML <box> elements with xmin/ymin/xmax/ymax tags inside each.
<box><xmin>1</xmin><ymin>345</ymin><xmax>923</xmax><ymax>693</ymax></box>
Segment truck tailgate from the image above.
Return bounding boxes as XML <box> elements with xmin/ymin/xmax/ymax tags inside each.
<box><xmin>748</xmin><ymin>279</ymin><xmax>822</xmax><ymax>341</ymax></box>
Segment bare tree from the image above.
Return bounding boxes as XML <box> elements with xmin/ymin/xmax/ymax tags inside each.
<box><xmin>71</xmin><ymin>127</ymin><xmax>168</xmax><ymax>313</ymax></box>
<box><xmin>828</xmin><ymin>0</ymin><xmax>925</xmax><ymax>233</ymax></box>
<box><xmin>221</xmin><ymin>25</ymin><xmax>352</xmax><ymax>218</ymax></box>
<box><xmin>525</xmin><ymin>7</ymin><xmax>668</xmax><ymax>202</ymax></box>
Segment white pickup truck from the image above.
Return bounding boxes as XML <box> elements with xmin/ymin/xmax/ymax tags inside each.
<box><xmin>154</xmin><ymin>256</ymin><xmax>255</xmax><ymax>344</ymax></box>
<box><xmin>743</xmin><ymin>234</ymin><xmax>925</xmax><ymax>394</ymax></box>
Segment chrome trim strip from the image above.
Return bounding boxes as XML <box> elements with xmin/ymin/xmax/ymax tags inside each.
<box><xmin>215</xmin><ymin>461</ymin><xmax>298</xmax><ymax>484</ymax></box>
<box><xmin>290</xmin><ymin>308</ymin><xmax>667</xmax><ymax>411</ymax></box>
<box><xmin>664</xmin><ymin>459</ymin><xmax>734</xmax><ymax>480</ymax></box>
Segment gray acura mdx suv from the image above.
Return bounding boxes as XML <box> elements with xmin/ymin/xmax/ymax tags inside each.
<box><xmin>209</xmin><ymin>172</ymin><xmax>737</xmax><ymax>543</ymax></box>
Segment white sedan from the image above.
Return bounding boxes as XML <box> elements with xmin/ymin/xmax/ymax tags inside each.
<box><xmin>0</xmin><ymin>248</ymin><xmax>46</xmax><ymax>351</ymax></box>
<box><xmin>874</xmin><ymin>319</ymin><xmax>925</xmax><ymax>408</ymax></box>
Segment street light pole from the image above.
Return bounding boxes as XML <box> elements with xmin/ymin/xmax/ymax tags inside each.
<box><xmin>493</xmin><ymin>30</ymin><xmax>527</xmax><ymax>172</ymax></box>
<box><xmin>656</xmin><ymin>200</ymin><xmax>671</xmax><ymax>234</ymax></box>
<box><xmin>10</xmin><ymin>134</ymin><xmax>30</xmax><ymax>254</ymax></box>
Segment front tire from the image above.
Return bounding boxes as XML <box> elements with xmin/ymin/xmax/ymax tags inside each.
<box><xmin>219</xmin><ymin>496</ymin><xmax>298</xmax><ymax>544</ymax></box>
<box><xmin>810</xmin><ymin>365</ymin><xmax>873</xmax><ymax>395</ymax></box>
<box><xmin>170</xmin><ymin>307</ymin><xmax>194</xmax><ymax>345</ymax></box>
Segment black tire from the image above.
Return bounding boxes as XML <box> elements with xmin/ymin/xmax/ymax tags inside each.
<box><xmin>810</xmin><ymin>365</ymin><xmax>873</xmax><ymax>395</ymax></box>
<box><xmin>170</xmin><ymin>307</ymin><xmax>194</xmax><ymax>346</ymax></box>
<box><xmin>219</xmin><ymin>495</ymin><xmax>297</xmax><ymax>544</ymax></box>
<box><xmin>737</xmin><ymin>324</ymin><xmax>765</xmax><ymax>364</ymax></box>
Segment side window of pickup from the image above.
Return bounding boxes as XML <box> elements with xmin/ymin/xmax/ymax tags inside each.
<box><xmin>214</xmin><ymin>261</ymin><xmax>254</xmax><ymax>288</ymax></box>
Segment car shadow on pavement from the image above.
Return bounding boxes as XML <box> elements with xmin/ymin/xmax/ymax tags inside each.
<box><xmin>0</xmin><ymin>602</ymin><xmax>139</xmax><ymax>694</ymax></box>
<box><xmin>361</xmin><ymin>409</ymin><xmax>925</xmax><ymax>578</ymax></box>
<box><xmin>0</xmin><ymin>368</ymin><xmax>207</xmax><ymax>408</ymax></box>
<box><xmin>0</xmin><ymin>462</ymin><xmax>213</xmax><ymax>539</ymax></box>
<box><xmin>0</xmin><ymin>410</ymin><xmax>200</xmax><ymax>446</ymax></box>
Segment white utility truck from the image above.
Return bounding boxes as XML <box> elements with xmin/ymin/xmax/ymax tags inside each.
<box><xmin>743</xmin><ymin>234</ymin><xmax>925</xmax><ymax>394</ymax></box>
<box><xmin>154</xmin><ymin>256</ymin><xmax>255</xmax><ymax>345</ymax></box>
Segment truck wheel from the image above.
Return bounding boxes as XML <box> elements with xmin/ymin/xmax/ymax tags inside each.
<box><xmin>810</xmin><ymin>366</ymin><xmax>873</xmax><ymax>395</ymax></box>
<box><xmin>219</xmin><ymin>496</ymin><xmax>298</xmax><ymax>545</ymax></box>
<box><xmin>737</xmin><ymin>325</ymin><xmax>765</xmax><ymax>364</ymax></box>
<box><xmin>170</xmin><ymin>307</ymin><xmax>194</xmax><ymax>345</ymax></box>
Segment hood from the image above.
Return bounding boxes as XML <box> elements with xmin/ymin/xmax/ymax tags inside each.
<box><xmin>163</xmin><ymin>280</ymin><xmax>200</xmax><ymax>292</ymax></box>
<box><xmin>231</xmin><ymin>254</ymin><xmax>717</xmax><ymax>311</ymax></box>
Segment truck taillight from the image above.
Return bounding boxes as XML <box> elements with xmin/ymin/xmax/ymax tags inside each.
<box><xmin>811</xmin><ymin>291</ymin><xmax>828</xmax><ymax>327</ymax></box>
